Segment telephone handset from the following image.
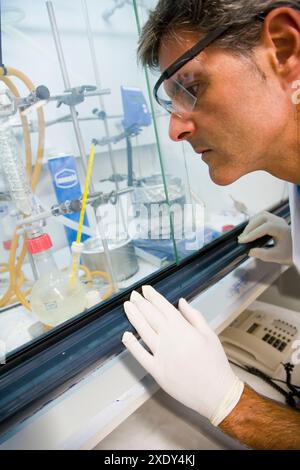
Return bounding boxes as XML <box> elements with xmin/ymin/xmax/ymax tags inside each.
<box><xmin>219</xmin><ymin>301</ymin><xmax>299</xmax><ymax>376</ymax></box>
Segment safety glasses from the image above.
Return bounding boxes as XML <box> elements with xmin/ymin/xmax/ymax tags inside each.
<box><xmin>153</xmin><ymin>13</ymin><xmax>272</xmax><ymax>117</ymax></box>
<box><xmin>153</xmin><ymin>25</ymin><xmax>232</xmax><ymax>117</ymax></box>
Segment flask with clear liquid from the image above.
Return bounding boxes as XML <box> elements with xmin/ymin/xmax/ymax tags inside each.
<box><xmin>27</xmin><ymin>234</ymin><xmax>87</xmax><ymax>328</ymax></box>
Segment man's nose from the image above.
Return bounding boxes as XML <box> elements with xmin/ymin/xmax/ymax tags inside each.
<box><xmin>169</xmin><ymin>113</ymin><xmax>196</xmax><ymax>142</ymax></box>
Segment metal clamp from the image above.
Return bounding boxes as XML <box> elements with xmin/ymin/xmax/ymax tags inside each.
<box><xmin>49</xmin><ymin>85</ymin><xmax>111</xmax><ymax>108</ymax></box>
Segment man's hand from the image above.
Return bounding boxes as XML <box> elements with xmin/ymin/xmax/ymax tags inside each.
<box><xmin>122</xmin><ymin>285</ymin><xmax>244</xmax><ymax>426</ymax></box>
<box><xmin>238</xmin><ymin>211</ymin><xmax>293</xmax><ymax>265</ymax></box>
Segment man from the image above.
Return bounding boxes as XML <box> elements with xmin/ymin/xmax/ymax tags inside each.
<box><xmin>122</xmin><ymin>1</ymin><xmax>300</xmax><ymax>449</ymax></box>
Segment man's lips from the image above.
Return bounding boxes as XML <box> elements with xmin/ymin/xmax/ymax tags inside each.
<box><xmin>195</xmin><ymin>148</ymin><xmax>212</xmax><ymax>156</ymax></box>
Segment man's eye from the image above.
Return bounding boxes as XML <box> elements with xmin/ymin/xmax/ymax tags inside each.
<box><xmin>185</xmin><ymin>83</ymin><xmax>199</xmax><ymax>97</ymax></box>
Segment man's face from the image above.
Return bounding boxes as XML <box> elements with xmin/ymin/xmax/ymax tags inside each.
<box><xmin>158</xmin><ymin>30</ymin><xmax>294</xmax><ymax>186</ymax></box>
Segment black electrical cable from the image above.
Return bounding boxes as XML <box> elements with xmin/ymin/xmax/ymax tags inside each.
<box><xmin>282</xmin><ymin>362</ymin><xmax>300</xmax><ymax>400</ymax></box>
<box><xmin>272</xmin><ymin>378</ymin><xmax>300</xmax><ymax>389</ymax></box>
<box><xmin>229</xmin><ymin>360</ymin><xmax>300</xmax><ymax>409</ymax></box>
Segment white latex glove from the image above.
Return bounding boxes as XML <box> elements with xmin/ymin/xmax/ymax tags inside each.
<box><xmin>238</xmin><ymin>211</ymin><xmax>293</xmax><ymax>266</ymax></box>
<box><xmin>122</xmin><ymin>286</ymin><xmax>244</xmax><ymax>427</ymax></box>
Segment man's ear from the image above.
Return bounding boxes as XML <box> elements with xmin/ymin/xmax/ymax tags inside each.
<box><xmin>262</xmin><ymin>7</ymin><xmax>300</xmax><ymax>83</ymax></box>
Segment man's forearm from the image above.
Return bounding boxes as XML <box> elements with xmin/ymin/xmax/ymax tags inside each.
<box><xmin>220</xmin><ymin>385</ymin><xmax>300</xmax><ymax>450</ymax></box>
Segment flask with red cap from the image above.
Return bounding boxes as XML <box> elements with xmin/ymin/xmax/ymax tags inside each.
<box><xmin>27</xmin><ymin>233</ymin><xmax>87</xmax><ymax>328</ymax></box>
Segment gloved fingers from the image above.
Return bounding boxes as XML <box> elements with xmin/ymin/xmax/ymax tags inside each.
<box><xmin>122</xmin><ymin>331</ymin><xmax>155</xmax><ymax>374</ymax></box>
<box><xmin>239</xmin><ymin>212</ymin><xmax>267</xmax><ymax>238</ymax></box>
<box><xmin>129</xmin><ymin>290</ymin><xmax>145</xmax><ymax>303</ymax></box>
<box><xmin>178</xmin><ymin>298</ymin><xmax>208</xmax><ymax>331</ymax></box>
<box><xmin>142</xmin><ymin>285</ymin><xmax>180</xmax><ymax>321</ymax></box>
<box><xmin>129</xmin><ymin>291</ymin><xmax>163</xmax><ymax>332</ymax></box>
<box><xmin>248</xmin><ymin>247</ymin><xmax>274</xmax><ymax>262</ymax></box>
<box><xmin>238</xmin><ymin>222</ymin><xmax>275</xmax><ymax>243</ymax></box>
<box><xmin>124</xmin><ymin>301</ymin><xmax>158</xmax><ymax>354</ymax></box>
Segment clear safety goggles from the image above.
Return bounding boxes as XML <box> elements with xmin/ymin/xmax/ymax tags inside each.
<box><xmin>155</xmin><ymin>74</ymin><xmax>199</xmax><ymax>117</ymax></box>
<box><xmin>153</xmin><ymin>25</ymin><xmax>232</xmax><ymax>117</ymax></box>
<box><xmin>153</xmin><ymin>13</ymin><xmax>270</xmax><ymax>117</ymax></box>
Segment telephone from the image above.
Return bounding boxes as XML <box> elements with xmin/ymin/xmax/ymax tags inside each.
<box><xmin>219</xmin><ymin>301</ymin><xmax>300</xmax><ymax>376</ymax></box>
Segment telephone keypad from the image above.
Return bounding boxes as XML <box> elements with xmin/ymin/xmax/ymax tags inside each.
<box><xmin>279</xmin><ymin>342</ymin><xmax>287</xmax><ymax>352</ymax></box>
<box><xmin>262</xmin><ymin>327</ymin><xmax>289</xmax><ymax>352</ymax></box>
<box><xmin>273</xmin><ymin>339</ymin><xmax>281</xmax><ymax>349</ymax></box>
<box><xmin>258</xmin><ymin>318</ymin><xmax>299</xmax><ymax>352</ymax></box>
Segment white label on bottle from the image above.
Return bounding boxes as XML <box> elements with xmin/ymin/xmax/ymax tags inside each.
<box><xmin>44</xmin><ymin>301</ymin><xmax>58</xmax><ymax>311</ymax></box>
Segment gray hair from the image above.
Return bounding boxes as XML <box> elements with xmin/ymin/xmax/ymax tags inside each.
<box><xmin>138</xmin><ymin>0</ymin><xmax>300</xmax><ymax>69</ymax></box>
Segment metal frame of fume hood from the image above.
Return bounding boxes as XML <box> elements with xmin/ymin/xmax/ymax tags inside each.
<box><xmin>0</xmin><ymin>200</ymin><xmax>290</xmax><ymax>424</ymax></box>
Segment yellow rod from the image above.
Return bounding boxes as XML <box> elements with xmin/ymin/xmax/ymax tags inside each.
<box><xmin>70</xmin><ymin>144</ymin><xmax>95</xmax><ymax>286</ymax></box>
